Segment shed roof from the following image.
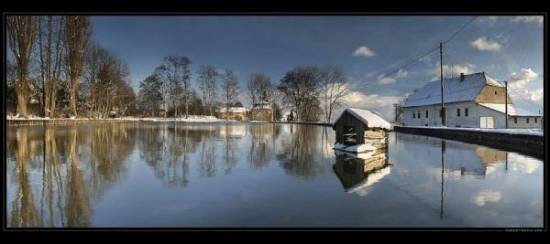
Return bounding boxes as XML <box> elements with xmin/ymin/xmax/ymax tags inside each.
<box><xmin>334</xmin><ymin>108</ymin><xmax>392</xmax><ymax>130</ymax></box>
<box><xmin>401</xmin><ymin>72</ymin><xmax>504</xmax><ymax>108</ymax></box>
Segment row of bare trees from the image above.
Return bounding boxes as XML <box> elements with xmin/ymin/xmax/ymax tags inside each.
<box><xmin>8</xmin><ymin>16</ymin><xmax>349</xmax><ymax>122</ymax></box>
<box><xmin>138</xmin><ymin>60</ymin><xmax>244</xmax><ymax>119</ymax></box>
<box><xmin>7</xmin><ymin>16</ymin><xmax>135</xmax><ymax>119</ymax></box>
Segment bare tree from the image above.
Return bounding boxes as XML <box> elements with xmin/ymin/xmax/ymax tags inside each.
<box><xmin>84</xmin><ymin>42</ymin><xmax>132</xmax><ymax>118</ymax></box>
<box><xmin>64</xmin><ymin>16</ymin><xmax>91</xmax><ymax>117</ymax></box>
<box><xmin>156</xmin><ymin>56</ymin><xmax>192</xmax><ymax>118</ymax></box>
<box><xmin>278</xmin><ymin>66</ymin><xmax>322</xmax><ymax>122</ymax></box>
<box><xmin>37</xmin><ymin>16</ymin><xmax>64</xmax><ymax>117</ymax></box>
<box><xmin>197</xmin><ymin>65</ymin><xmax>219</xmax><ymax>116</ymax></box>
<box><xmin>222</xmin><ymin>70</ymin><xmax>240</xmax><ymax>119</ymax></box>
<box><xmin>7</xmin><ymin>16</ymin><xmax>38</xmax><ymax>117</ymax></box>
<box><xmin>320</xmin><ymin>66</ymin><xmax>349</xmax><ymax>123</ymax></box>
<box><xmin>247</xmin><ymin>73</ymin><xmax>273</xmax><ymax>106</ymax></box>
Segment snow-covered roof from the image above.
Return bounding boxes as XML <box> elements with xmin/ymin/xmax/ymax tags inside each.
<box><xmin>218</xmin><ymin>107</ymin><xmax>247</xmax><ymax>113</ymax></box>
<box><xmin>479</xmin><ymin>103</ymin><xmax>541</xmax><ymax>116</ymax></box>
<box><xmin>401</xmin><ymin>72</ymin><xmax>504</xmax><ymax>108</ymax></box>
<box><xmin>335</xmin><ymin>108</ymin><xmax>392</xmax><ymax>130</ymax></box>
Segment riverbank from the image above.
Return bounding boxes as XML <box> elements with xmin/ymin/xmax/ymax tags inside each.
<box><xmin>7</xmin><ymin>116</ymin><xmax>335</xmax><ymax>127</ymax></box>
<box><xmin>394</xmin><ymin>125</ymin><xmax>544</xmax><ymax>159</ymax></box>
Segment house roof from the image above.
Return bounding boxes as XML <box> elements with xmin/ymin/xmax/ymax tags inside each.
<box><xmin>401</xmin><ymin>72</ymin><xmax>504</xmax><ymax>108</ymax></box>
<box><xmin>335</xmin><ymin>108</ymin><xmax>392</xmax><ymax>130</ymax></box>
<box><xmin>479</xmin><ymin>103</ymin><xmax>541</xmax><ymax>116</ymax></box>
<box><xmin>218</xmin><ymin>107</ymin><xmax>247</xmax><ymax>113</ymax></box>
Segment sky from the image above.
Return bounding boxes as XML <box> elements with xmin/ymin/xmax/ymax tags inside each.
<box><xmin>91</xmin><ymin>15</ymin><xmax>544</xmax><ymax>120</ymax></box>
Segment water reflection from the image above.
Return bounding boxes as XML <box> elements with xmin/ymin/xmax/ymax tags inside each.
<box><xmin>7</xmin><ymin>123</ymin><xmax>136</xmax><ymax>227</ymax></box>
<box><xmin>332</xmin><ymin>151</ymin><xmax>390</xmax><ymax>196</ymax></box>
<box><xmin>277</xmin><ymin>125</ymin><xmax>332</xmax><ymax>179</ymax></box>
<box><xmin>6</xmin><ymin>123</ymin><xmax>543</xmax><ymax>227</ymax></box>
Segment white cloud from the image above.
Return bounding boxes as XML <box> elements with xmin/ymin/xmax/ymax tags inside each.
<box><xmin>341</xmin><ymin>91</ymin><xmax>403</xmax><ymax>121</ymax></box>
<box><xmin>511</xmin><ymin>16</ymin><xmax>543</xmax><ymax>25</ymax></box>
<box><xmin>353</xmin><ymin>46</ymin><xmax>376</xmax><ymax>57</ymax></box>
<box><xmin>375</xmin><ymin>69</ymin><xmax>408</xmax><ymax>85</ymax></box>
<box><xmin>479</xmin><ymin>16</ymin><xmax>543</xmax><ymax>26</ymax></box>
<box><xmin>508</xmin><ymin>68</ymin><xmax>538</xmax><ymax>89</ymax></box>
<box><xmin>471</xmin><ymin>37</ymin><xmax>502</xmax><ymax>52</ymax></box>
<box><xmin>507</xmin><ymin>68</ymin><xmax>543</xmax><ymax>105</ymax></box>
<box><xmin>472</xmin><ymin>189</ymin><xmax>502</xmax><ymax>206</ymax></box>
<box><xmin>431</xmin><ymin>63</ymin><xmax>476</xmax><ymax>80</ymax></box>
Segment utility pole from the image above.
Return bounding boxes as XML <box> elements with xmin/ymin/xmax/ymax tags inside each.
<box><xmin>505</xmin><ymin>81</ymin><xmax>508</xmax><ymax>128</ymax></box>
<box><xmin>440</xmin><ymin>42</ymin><xmax>446</xmax><ymax>126</ymax></box>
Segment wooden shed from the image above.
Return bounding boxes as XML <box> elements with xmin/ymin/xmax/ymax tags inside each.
<box><xmin>332</xmin><ymin>108</ymin><xmax>392</xmax><ymax>147</ymax></box>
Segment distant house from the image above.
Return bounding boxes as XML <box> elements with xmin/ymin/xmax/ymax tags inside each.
<box><xmin>249</xmin><ymin>101</ymin><xmax>273</xmax><ymax>121</ymax></box>
<box><xmin>217</xmin><ymin>107</ymin><xmax>248</xmax><ymax>121</ymax></box>
<box><xmin>397</xmin><ymin>72</ymin><xmax>543</xmax><ymax>129</ymax></box>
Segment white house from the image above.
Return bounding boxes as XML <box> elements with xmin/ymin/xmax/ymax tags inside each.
<box><xmin>397</xmin><ymin>72</ymin><xmax>543</xmax><ymax>129</ymax></box>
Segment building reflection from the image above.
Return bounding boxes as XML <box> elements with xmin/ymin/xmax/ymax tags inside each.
<box><xmin>332</xmin><ymin>149</ymin><xmax>390</xmax><ymax>196</ymax></box>
<box><xmin>7</xmin><ymin>123</ymin><xmax>136</xmax><ymax>227</ymax></box>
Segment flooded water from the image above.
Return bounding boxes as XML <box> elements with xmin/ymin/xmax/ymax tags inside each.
<box><xmin>6</xmin><ymin>122</ymin><xmax>543</xmax><ymax>228</ymax></box>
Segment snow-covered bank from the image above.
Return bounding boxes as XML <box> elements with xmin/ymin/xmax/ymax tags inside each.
<box><xmin>7</xmin><ymin>115</ymin><xmax>230</xmax><ymax>123</ymax></box>
<box><xmin>397</xmin><ymin>125</ymin><xmax>543</xmax><ymax>137</ymax></box>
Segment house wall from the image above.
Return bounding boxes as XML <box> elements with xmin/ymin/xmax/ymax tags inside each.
<box><xmin>399</xmin><ymin>102</ymin><xmax>480</xmax><ymax>128</ymax></box>
<box><xmin>399</xmin><ymin>102</ymin><xmax>543</xmax><ymax>129</ymax></box>
<box><xmin>507</xmin><ymin>116</ymin><xmax>543</xmax><ymax>129</ymax></box>
<box><xmin>217</xmin><ymin>111</ymin><xmax>247</xmax><ymax>121</ymax></box>
<box><xmin>250</xmin><ymin>108</ymin><xmax>273</xmax><ymax>121</ymax></box>
<box><xmin>475</xmin><ymin>86</ymin><xmax>511</xmax><ymax>104</ymax></box>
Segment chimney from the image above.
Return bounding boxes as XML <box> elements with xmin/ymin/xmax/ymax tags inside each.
<box><xmin>460</xmin><ymin>73</ymin><xmax>465</xmax><ymax>81</ymax></box>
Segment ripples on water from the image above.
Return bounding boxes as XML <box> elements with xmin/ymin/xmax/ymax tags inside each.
<box><xmin>6</xmin><ymin>122</ymin><xmax>543</xmax><ymax>228</ymax></box>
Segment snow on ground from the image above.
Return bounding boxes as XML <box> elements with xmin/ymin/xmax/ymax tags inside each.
<box><xmin>7</xmin><ymin>115</ymin><xmax>228</xmax><ymax>123</ymax></box>
<box><xmin>399</xmin><ymin>125</ymin><xmax>543</xmax><ymax>136</ymax></box>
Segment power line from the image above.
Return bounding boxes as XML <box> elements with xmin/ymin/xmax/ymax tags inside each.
<box><xmin>357</xmin><ymin>17</ymin><xmax>478</xmax><ymax>88</ymax></box>
<box><xmin>443</xmin><ymin>17</ymin><xmax>478</xmax><ymax>45</ymax></box>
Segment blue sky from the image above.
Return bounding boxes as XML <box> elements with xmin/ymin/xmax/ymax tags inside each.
<box><xmin>91</xmin><ymin>16</ymin><xmax>543</xmax><ymax>118</ymax></box>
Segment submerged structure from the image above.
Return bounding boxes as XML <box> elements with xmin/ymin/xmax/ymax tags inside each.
<box><xmin>332</xmin><ymin>108</ymin><xmax>392</xmax><ymax>154</ymax></box>
<box><xmin>397</xmin><ymin>72</ymin><xmax>543</xmax><ymax>129</ymax></box>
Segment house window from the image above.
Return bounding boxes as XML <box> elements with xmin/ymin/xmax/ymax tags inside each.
<box><xmin>527</xmin><ymin>118</ymin><xmax>529</xmax><ymax>123</ymax></box>
<box><xmin>514</xmin><ymin>117</ymin><xmax>517</xmax><ymax>124</ymax></box>
<box><xmin>465</xmin><ymin>108</ymin><xmax>469</xmax><ymax>117</ymax></box>
<box><xmin>535</xmin><ymin>118</ymin><xmax>538</xmax><ymax>123</ymax></box>
<box><xmin>425</xmin><ymin>110</ymin><xmax>428</xmax><ymax>118</ymax></box>
<box><xmin>418</xmin><ymin>112</ymin><xmax>421</xmax><ymax>118</ymax></box>
<box><xmin>457</xmin><ymin>108</ymin><xmax>461</xmax><ymax>117</ymax></box>
<box><xmin>494</xmin><ymin>90</ymin><xmax>497</xmax><ymax>95</ymax></box>
<box><xmin>413</xmin><ymin>112</ymin><xmax>415</xmax><ymax>118</ymax></box>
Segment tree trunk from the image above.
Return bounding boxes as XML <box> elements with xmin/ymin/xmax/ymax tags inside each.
<box><xmin>16</xmin><ymin>80</ymin><xmax>28</xmax><ymax>117</ymax></box>
<box><xmin>69</xmin><ymin>82</ymin><xmax>78</xmax><ymax>117</ymax></box>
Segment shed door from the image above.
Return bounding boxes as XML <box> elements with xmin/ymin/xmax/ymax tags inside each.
<box><xmin>480</xmin><ymin>116</ymin><xmax>495</xmax><ymax>129</ymax></box>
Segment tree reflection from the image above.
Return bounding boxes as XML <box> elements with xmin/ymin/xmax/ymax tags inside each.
<box><xmin>248</xmin><ymin>124</ymin><xmax>277</xmax><ymax>170</ymax></box>
<box><xmin>7</xmin><ymin>123</ymin><xmax>136</xmax><ymax>227</ymax></box>
<box><xmin>277</xmin><ymin>125</ymin><xmax>329</xmax><ymax>179</ymax></box>
<box><xmin>9</xmin><ymin>127</ymin><xmax>40</xmax><ymax>227</ymax></box>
